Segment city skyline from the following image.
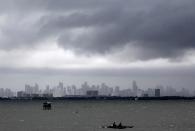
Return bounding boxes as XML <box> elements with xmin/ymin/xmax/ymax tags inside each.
<box><xmin>1</xmin><ymin>1</ymin><xmax>195</xmax><ymax>131</ymax></box>
<box><xmin>0</xmin><ymin>80</ymin><xmax>194</xmax><ymax>98</ymax></box>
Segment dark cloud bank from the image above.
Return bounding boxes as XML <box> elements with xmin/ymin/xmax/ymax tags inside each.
<box><xmin>1</xmin><ymin>0</ymin><xmax>195</xmax><ymax>60</ymax></box>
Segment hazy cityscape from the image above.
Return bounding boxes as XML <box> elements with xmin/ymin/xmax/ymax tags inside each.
<box><xmin>1</xmin><ymin>0</ymin><xmax>195</xmax><ymax>130</ymax></box>
<box><xmin>0</xmin><ymin>80</ymin><xmax>193</xmax><ymax>98</ymax></box>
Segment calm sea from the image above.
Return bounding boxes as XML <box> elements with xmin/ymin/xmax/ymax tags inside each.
<box><xmin>0</xmin><ymin>100</ymin><xmax>195</xmax><ymax>131</ymax></box>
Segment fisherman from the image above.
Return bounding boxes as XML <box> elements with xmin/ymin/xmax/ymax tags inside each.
<box><xmin>112</xmin><ymin>122</ymin><xmax>117</xmax><ymax>127</ymax></box>
<box><xmin>118</xmin><ymin>122</ymin><xmax>122</xmax><ymax>128</ymax></box>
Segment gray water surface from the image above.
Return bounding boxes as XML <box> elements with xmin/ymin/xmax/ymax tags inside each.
<box><xmin>0</xmin><ymin>100</ymin><xmax>195</xmax><ymax>131</ymax></box>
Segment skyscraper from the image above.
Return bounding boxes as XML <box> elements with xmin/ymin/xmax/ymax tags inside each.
<box><xmin>132</xmin><ymin>80</ymin><xmax>138</xmax><ymax>96</ymax></box>
<box><xmin>155</xmin><ymin>89</ymin><xmax>160</xmax><ymax>97</ymax></box>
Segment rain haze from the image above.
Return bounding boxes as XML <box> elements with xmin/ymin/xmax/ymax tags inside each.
<box><xmin>0</xmin><ymin>0</ymin><xmax>195</xmax><ymax>91</ymax></box>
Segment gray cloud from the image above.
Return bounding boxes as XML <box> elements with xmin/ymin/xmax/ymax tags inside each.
<box><xmin>0</xmin><ymin>0</ymin><xmax>195</xmax><ymax>60</ymax></box>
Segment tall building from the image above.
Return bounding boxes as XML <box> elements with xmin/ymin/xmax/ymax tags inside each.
<box><xmin>86</xmin><ymin>90</ymin><xmax>98</xmax><ymax>96</ymax></box>
<box><xmin>25</xmin><ymin>84</ymin><xmax>33</xmax><ymax>94</ymax></box>
<box><xmin>17</xmin><ymin>91</ymin><xmax>26</xmax><ymax>97</ymax></box>
<box><xmin>0</xmin><ymin>88</ymin><xmax>4</xmax><ymax>97</ymax></box>
<box><xmin>119</xmin><ymin>88</ymin><xmax>132</xmax><ymax>97</ymax></box>
<box><xmin>132</xmin><ymin>80</ymin><xmax>138</xmax><ymax>96</ymax></box>
<box><xmin>166</xmin><ymin>86</ymin><xmax>177</xmax><ymax>96</ymax></box>
<box><xmin>71</xmin><ymin>85</ymin><xmax>77</xmax><ymax>95</ymax></box>
<box><xmin>99</xmin><ymin>83</ymin><xmax>113</xmax><ymax>96</ymax></box>
<box><xmin>81</xmin><ymin>81</ymin><xmax>90</xmax><ymax>95</ymax></box>
<box><xmin>34</xmin><ymin>83</ymin><xmax>39</xmax><ymax>94</ymax></box>
<box><xmin>67</xmin><ymin>86</ymin><xmax>72</xmax><ymax>95</ymax></box>
<box><xmin>25</xmin><ymin>83</ymin><xmax>40</xmax><ymax>95</ymax></box>
<box><xmin>112</xmin><ymin>86</ymin><xmax>120</xmax><ymax>96</ymax></box>
<box><xmin>147</xmin><ymin>88</ymin><xmax>155</xmax><ymax>96</ymax></box>
<box><xmin>53</xmin><ymin>82</ymin><xmax>66</xmax><ymax>97</ymax></box>
<box><xmin>156</xmin><ymin>85</ymin><xmax>164</xmax><ymax>96</ymax></box>
<box><xmin>180</xmin><ymin>88</ymin><xmax>189</xmax><ymax>97</ymax></box>
<box><xmin>155</xmin><ymin>89</ymin><xmax>160</xmax><ymax>97</ymax></box>
<box><xmin>44</xmin><ymin>85</ymin><xmax>51</xmax><ymax>94</ymax></box>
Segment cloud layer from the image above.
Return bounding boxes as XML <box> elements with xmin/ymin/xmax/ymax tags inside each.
<box><xmin>0</xmin><ymin>0</ymin><xmax>195</xmax><ymax>61</ymax></box>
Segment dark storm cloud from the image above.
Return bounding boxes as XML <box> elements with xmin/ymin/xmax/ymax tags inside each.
<box><xmin>56</xmin><ymin>0</ymin><xmax>195</xmax><ymax>59</ymax></box>
<box><xmin>0</xmin><ymin>0</ymin><xmax>195</xmax><ymax>59</ymax></box>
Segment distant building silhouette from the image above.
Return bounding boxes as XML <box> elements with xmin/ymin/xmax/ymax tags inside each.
<box><xmin>86</xmin><ymin>90</ymin><xmax>98</xmax><ymax>96</ymax></box>
<box><xmin>132</xmin><ymin>80</ymin><xmax>138</xmax><ymax>96</ymax></box>
<box><xmin>8</xmin><ymin>81</ymin><xmax>194</xmax><ymax>98</ymax></box>
<box><xmin>143</xmin><ymin>93</ymin><xmax>149</xmax><ymax>97</ymax></box>
<box><xmin>155</xmin><ymin>89</ymin><xmax>160</xmax><ymax>97</ymax></box>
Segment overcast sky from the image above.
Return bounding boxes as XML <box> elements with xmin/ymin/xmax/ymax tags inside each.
<box><xmin>0</xmin><ymin>0</ymin><xmax>195</xmax><ymax>90</ymax></box>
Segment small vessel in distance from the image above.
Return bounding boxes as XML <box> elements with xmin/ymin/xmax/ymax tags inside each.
<box><xmin>43</xmin><ymin>101</ymin><xmax>52</xmax><ymax>110</ymax></box>
<box><xmin>102</xmin><ymin>122</ymin><xmax>134</xmax><ymax>129</ymax></box>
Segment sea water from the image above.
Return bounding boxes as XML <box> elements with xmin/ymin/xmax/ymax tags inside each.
<box><xmin>0</xmin><ymin>100</ymin><xmax>195</xmax><ymax>131</ymax></box>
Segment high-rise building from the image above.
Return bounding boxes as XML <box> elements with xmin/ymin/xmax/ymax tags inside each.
<box><xmin>180</xmin><ymin>88</ymin><xmax>189</xmax><ymax>97</ymax></box>
<box><xmin>112</xmin><ymin>86</ymin><xmax>120</xmax><ymax>96</ymax></box>
<box><xmin>71</xmin><ymin>85</ymin><xmax>77</xmax><ymax>95</ymax></box>
<box><xmin>34</xmin><ymin>83</ymin><xmax>39</xmax><ymax>94</ymax></box>
<box><xmin>17</xmin><ymin>91</ymin><xmax>26</xmax><ymax>97</ymax></box>
<box><xmin>119</xmin><ymin>88</ymin><xmax>132</xmax><ymax>97</ymax></box>
<box><xmin>166</xmin><ymin>86</ymin><xmax>177</xmax><ymax>96</ymax></box>
<box><xmin>147</xmin><ymin>88</ymin><xmax>155</xmax><ymax>96</ymax></box>
<box><xmin>86</xmin><ymin>90</ymin><xmax>98</xmax><ymax>96</ymax></box>
<box><xmin>155</xmin><ymin>89</ymin><xmax>160</xmax><ymax>97</ymax></box>
<box><xmin>132</xmin><ymin>80</ymin><xmax>138</xmax><ymax>96</ymax></box>
<box><xmin>25</xmin><ymin>84</ymin><xmax>32</xmax><ymax>94</ymax></box>
<box><xmin>0</xmin><ymin>88</ymin><xmax>4</xmax><ymax>97</ymax></box>
<box><xmin>156</xmin><ymin>85</ymin><xmax>164</xmax><ymax>96</ymax></box>
<box><xmin>25</xmin><ymin>83</ymin><xmax>40</xmax><ymax>95</ymax></box>
<box><xmin>99</xmin><ymin>83</ymin><xmax>113</xmax><ymax>96</ymax></box>
<box><xmin>80</xmin><ymin>81</ymin><xmax>90</xmax><ymax>95</ymax></box>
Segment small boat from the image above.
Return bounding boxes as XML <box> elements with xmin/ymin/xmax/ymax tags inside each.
<box><xmin>102</xmin><ymin>123</ymin><xmax>134</xmax><ymax>129</ymax></box>
<box><xmin>43</xmin><ymin>101</ymin><xmax>52</xmax><ymax>110</ymax></box>
<box><xmin>105</xmin><ymin>125</ymin><xmax>134</xmax><ymax>129</ymax></box>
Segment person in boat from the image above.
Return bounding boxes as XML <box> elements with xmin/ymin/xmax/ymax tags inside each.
<box><xmin>103</xmin><ymin>122</ymin><xmax>134</xmax><ymax>129</ymax></box>
<box><xmin>112</xmin><ymin>122</ymin><xmax>117</xmax><ymax>127</ymax></box>
<box><xmin>118</xmin><ymin>122</ymin><xmax>122</xmax><ymax>128</ymax></box>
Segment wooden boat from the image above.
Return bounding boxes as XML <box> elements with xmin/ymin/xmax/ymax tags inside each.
<box><xmin>102</xmin><ymin>124</ymin><xmax>134</xmax><ymax>129</ymax></box>
<box><xmin>43</xmin><ymin>101</ymin><xmax>52</xmax><ymax>110</ymax></box>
